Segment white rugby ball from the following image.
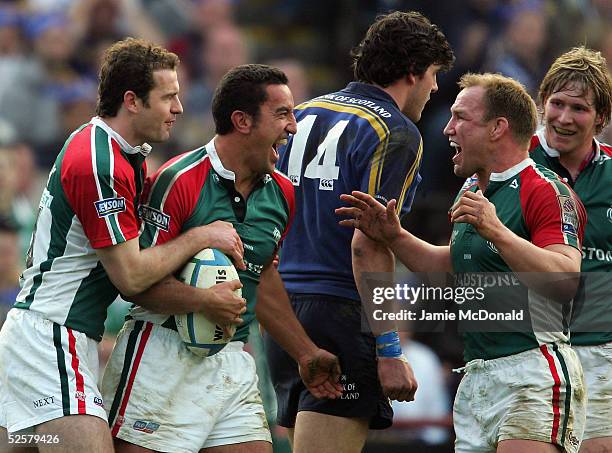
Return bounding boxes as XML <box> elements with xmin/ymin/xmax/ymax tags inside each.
<box><xmin>174</xmin><ymin>248</ymin><xmax>241</xmax><ymax>357</ymax></box>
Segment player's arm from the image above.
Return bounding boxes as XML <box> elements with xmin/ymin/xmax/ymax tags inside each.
<box><xmin>337</xmin><ymin>191</ymin><xmax>452</xmax><ymax>272</ymax></box>
<box><xmin>451</xmin><ymin>189</ymin><xmax>581</xmax><ymax>300</ymax></box>
<box><xmin>351</xmin><ymin>229</ymin><xmax>418</xmax><ymax>402</ymax></box>
<box><xmin>255</xmin><ymin>260</ymin><xmax>342</xmax><ymax>399</ymax></box>
<box><xmin>96</xmin><ymin>220</ymin><xmax>245</xmax><ymax>297</ymax></box>
<box><xmin>124</xmin><ymin>274</ymin><xmax>246</xmax><ymax>326</ymax></box>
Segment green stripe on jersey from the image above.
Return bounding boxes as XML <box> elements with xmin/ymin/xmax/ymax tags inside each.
<box><xmin>94</xmin><ymin>126</ymin><xmax>125</xmax><ymax>243</ymax></box>
<box><xmin>553</xmin><ymin>343</ymin><xmax>572</xmax><ymax>447</ymax></box>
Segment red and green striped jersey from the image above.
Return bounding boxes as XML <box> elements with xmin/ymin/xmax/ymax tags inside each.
<box><xmin>129</xmin><ymin>139</ymin><xmax>295</xmax><ymax>343</ymax></box>
<box><xmin>530</xmin><ymin>130</ymin><xmax>612</xmax><ymax>346</ymax></box>
<box><xmin>451</xmin><ymin>158</ymin><xmax>587</xmax><ymax>361</ymax></box>
<box><xmin>15</xmin><ymin>117</ymin><xmax>147</xmax><ymax>341</ymax></box>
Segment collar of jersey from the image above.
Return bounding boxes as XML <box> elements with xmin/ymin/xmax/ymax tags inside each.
<box><xmin>489</xmin><ymin>158</ymin><xmax>533</xmax><ymax>182</ymax></box>
<box><xmin>205</xmin><ymin>138</ymin><xmax>237</xmax><ymax>181</ymax></box>
<box><xmin>535</xmin><ymin>127</ymin><xmax>601</xmax><ymax>161</ymax></box>
<box><xmin>344</xmin><ymin>82</ymin><xmax>398</xmax><ymax>107</ymax></box>
<box><xmin>90</xmin><ymin>117</ymin><xmax>152</xmax><ymax>157</ymax></box>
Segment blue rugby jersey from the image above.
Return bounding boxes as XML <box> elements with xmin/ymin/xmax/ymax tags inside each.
<box><xmin>277</xmin><ymin>82</ymin><xmax>423</xmax><ymax>300</ymax></box>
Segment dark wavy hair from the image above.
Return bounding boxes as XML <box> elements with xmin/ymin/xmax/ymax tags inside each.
<box><xmin>351</xmin><ymin>11</ymin><xmax>454</xmax><ymax>87</ymax></box>
<box><xmin>213</xmin><ymin>64</ymin><xmax>288</xmax><ymax>135</ymax></box>
<box><xmin>96</xmin><ymin>38</ymin><xmax>180</xmax><ymax>117</ymax></box>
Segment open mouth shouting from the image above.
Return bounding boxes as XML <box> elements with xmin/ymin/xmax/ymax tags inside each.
<box><xmin>450</xmin><ymin>140</ymin><xmax>462</xmax><ymax>163</ymax></box>
<box><xmin>272</xmin><ymin>137</ymin><xmax>288</xmax><ymax>162</ymax></box>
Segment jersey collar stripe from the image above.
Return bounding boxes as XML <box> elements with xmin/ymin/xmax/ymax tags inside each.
<box><xmin>396</xmin><ymin>136</ymin><xmax>423</xmax><ymax>212</ymax></box>
<box><xmin>53</xmin><ymin>323</ymin><xmax>71</xmax><ymax>416</ymax></box>
<box><xmin>205</xmin><ymin>139</ymin><xmax>235</xmax><ymax>180</ymax></box>
<box><xmin>489</xmin><ymin>158</ymin><xmax>533</xmax><ymax>181</ymax></box>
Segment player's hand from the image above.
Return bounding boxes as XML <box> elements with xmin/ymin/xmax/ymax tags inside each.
<box><xmin>450</xmin><ymin>190</ymin><xmax>506</xmax><ymax>242</ymax></box>
<box><xmin>377</xmin><ymin>356</ymin><xmax>418</xmax><ymax>402</ymax></box>
<box><xmin>336</xmin><ymin>191</ymin><xmax>402</xmax><ymax>246</ymax></box>
<box><xmin>199</xmin><ymin>279</ymin><xmax>246</xmax><ymax>325</ymax></box>
<box><xmin>197</xmin><ymin>221</ymin><xmax>246</xmax><ymax>270</ymax></box>
<box><xmin>298</xmin><ymin>349</ymin><xmax>343</xmax><ymax>399</ymax></box>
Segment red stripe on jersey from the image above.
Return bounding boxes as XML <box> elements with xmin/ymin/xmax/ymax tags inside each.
<box><xmin>144</xmin><ymin>155</ymin><xmax>213</xmax><ymax>246</ymax></box>
<box><xmin>111</xmin><ymin>322</ymin><xmax>153</xmax><ymax>437</ymax></box>
<box><xmin>271</xmin><ymin>170</ymin><xmax>295</xmax><ymax>241</ymax></box>
<box><xmin>539</xmin><ymin>344</ymin><xmax>561</xmax><ymax>444</ymax></box>
<box><xmin>519</xmin><ymin>165</ymin><xmax>586</xmax><ymax>248</ymax></box>
<box><xmin>67</xmin><ymin>328</ymin><xmax>86</xmax><ymax>414</ymax></box>
<box><xmin>61</xmin><ymin>124</ymin><xmax>141</xmax><ymax>248</ymax></box>
<box><xmin>600</xmin><ymin>142</ymin><xmax>612</xmax><ymax>157</ymax></box>
<box><xmin>529</xmin><ymin>134</ymin><xmax>541</xmax><ymax>152</ymax></box>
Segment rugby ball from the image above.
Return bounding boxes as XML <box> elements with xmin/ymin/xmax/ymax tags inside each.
<box><xmin>174</xmin><ymin>248</ymin><xmax>241</xmax><ymax>357</ymax></box>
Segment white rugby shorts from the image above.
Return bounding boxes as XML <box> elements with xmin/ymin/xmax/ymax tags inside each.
<box><xmin>573</xmin><ymin>342</ymin><xmax>612</xmax><ymax>440</ymax></box>
<box><xmin>453</xmin><ymin>343</ymin><xmax>586</xmax><ymax>453</ymax></box>
<box><xmin>102</xmin><ymin>320</ymin><xmax>271</xmax><ymax>453</ymax></box>
<box><xmin>0</xmin><ymin>308</ymin><xmax>107</xmax><ymax>432</ymax></box>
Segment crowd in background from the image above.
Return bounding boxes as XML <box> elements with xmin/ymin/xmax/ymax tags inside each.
<box><xmin>0</xmin><ymin>0</ymin><xmax>611</xmax><ymax>451</ymax></box>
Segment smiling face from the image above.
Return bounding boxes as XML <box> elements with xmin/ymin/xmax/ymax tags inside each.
<box><xmin>133</xmin><ymin>69</ymin><xmax>183</xmax><ymax>144</ymax></box>
<box><xmin>444</xmin><ymin>86</ymin><xmax>492</xmax><ymax>179</ymax></box>
<box><xmin>402</xmin><ymin>64</ymin><xmax>441</xmax><ymax>122</ymax></box>
<box><xmin>542</xmin><ymin>84</ymin><xmax>601</xmax><ymax>159</ymax></box>
<box><xmin>248</xmin><ymin>84</ymin><xmax>297</xmax><ymax>175</ymax></box>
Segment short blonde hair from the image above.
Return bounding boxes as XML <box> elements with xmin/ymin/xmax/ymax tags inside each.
<box><xmin>538</xmin><ymin>46</ymin><xmax>612</xmax><ymax>134</ymax></box>
<box><xmin>459</xmin><ymin>73</ymin><xmax>537</xmax><ymax>147</ymax></box>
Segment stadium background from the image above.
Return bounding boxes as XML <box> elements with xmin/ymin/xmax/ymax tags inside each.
<box><xmin>0</xmin><ymin>0</ymin><xmax>610</xmax><ymax>451</ymax></box>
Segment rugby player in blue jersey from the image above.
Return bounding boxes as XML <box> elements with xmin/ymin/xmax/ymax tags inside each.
<box><xmin>265</xmin><ymin>11</ymin><xmax>454</xmax><ymax>452</ymax></box>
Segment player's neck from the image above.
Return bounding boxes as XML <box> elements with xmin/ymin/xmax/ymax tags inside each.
<box><xmin>214</xmin><ymin>135</ymin><xmax>260</xmax><ymax>197</ymax></box>
<box><xmin>557</xmin><ymin>141</ymin><xmax>594</xmax><ymax>181</ymax></box>
<box><xmin>99</xmin><ymin>115</ymin><xmax>141</xmax><ymax>147</ymax></box>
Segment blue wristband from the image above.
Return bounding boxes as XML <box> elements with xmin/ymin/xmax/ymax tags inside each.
<box><xmin>375</xmin><ymin>331</ymin><xmax>402</xmax><ymax>358</ymax></box>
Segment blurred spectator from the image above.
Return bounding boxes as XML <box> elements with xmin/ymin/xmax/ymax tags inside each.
<box><xmin>180</xmin><ymin>24</ymin><xmax>250</xmax><ymax>149</ymax></box>
<box><xmin>483</xmin><ymin>3</ymin><xmax>549</xmax><ymax>97</ymax></box>
<box><xmin>266</xmin><ymin>58</ymin><xmax>312</xmax><ymax>104</ymax></box>
<box><xmin>0</xmin><ymin>215</ymin><xmax>20</xmax><ymax>327</ymax></box>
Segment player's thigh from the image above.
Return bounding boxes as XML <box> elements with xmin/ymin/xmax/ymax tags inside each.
<box><xmin>292</xmin><ymin>411</ymin><xmax>368</xmax><ymax>453</ymax></box>
<box><xmin>201</xmin><ymin>440</ymin><xmax>271</xmax><ymax>453</ymax></box>
<box><xmin>114</xmin><ymin>437</ymin><xmax>156</xmax><ymax>453</ymax></box>
<box><xmin>35</xmin><ymin>414</ymin><xmax>113</xmax><ymax>453</ymax></box>
<box><xmin>580</xmin><ymin>437</ymin><xmax>612</xmax><ymax>453</ymax></box>
<box><xmin>497</xmin><ymin>439</ymin><xmax>561</xmax><ymax>452</ymax></box>
<box><xmin>0</xmin><ymin>427</ymin><xmax>36</xmax><ymax>453</ymax></box>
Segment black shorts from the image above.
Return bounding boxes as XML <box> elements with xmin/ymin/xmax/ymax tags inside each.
<box><xmin>264</xmin><ymin>293</ymin><xmax>392</xmax><ymax>429</ymax></box>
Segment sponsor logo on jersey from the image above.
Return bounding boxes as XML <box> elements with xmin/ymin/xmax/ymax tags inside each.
<box><xmin>319</xmin><ymin>178</ymin><xmax>334</xmax><ymax>190</ymax></box>
<box><xmin>75</xmin><ymin>391</ymin><xmax>86</xmax><ymax>402</ymax></box>
<box><xmin>273</xmin><ymin>227</ymin><xmax>281</xmax><ymax>244</ymax></box>
<box><xmin>133</xmin><ymin>420</ymin><xmax>160</xmax><ymax>434</ymax></box>
<box><xmin>33</xmin><ymin>396</ymin><xmax>54</xmax><ymax>408</ymax></box>
<box><xmin>40</xmin><ymin>188</ymin><xmax>53</xmax><ymax>209</ymax></box>
<box><xmin>607</xmin><ymin>205</ymin><xmax>612</xmax><ymax>224</ymax></box>
<box><xmin>557</xmin><ymin>195</ymin><xmax>578</xmax><ymax>236</ymax></box>
<box><xmin>94</xmin><ymin>397</ymin><xmax>104</xmax><ymax>407</ymax></box>
<box><xmin>289</xmin><ymin>174</ymin><xmax>300</xmax><ymax>186</ymax></box>
<box><xmin>486</xmin><ymin>241</ymin><xmax>499</xmax><ymax>254</ymax></box>
<box><xmin>95</xmin><ymin>197</ymin><xmax>126</xmax><ymax>218</ymax></box>
<box><xmin>139</xmin><ymin>205</ymin><xmax>171</xmax><ymax>231</ymax></box>
<box><xmin>509</xmin><ymin>179</ymin><xmax>518</xmax><ymax>189</ymax></box>
<box><xmin>213</xmin><ymin>324</ymin><xmax>224</xmax><ymax>341</ymax></box>
<box><xmin>263</xmin><ymin>174</ymin><xmax>272</xmax><ymax>183</ymax></box>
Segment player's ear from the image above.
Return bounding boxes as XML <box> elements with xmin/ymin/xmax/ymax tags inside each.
<box><xmin>230</xmin><ymin>110</ymin><xmax>253</xmax><ymax>134</ymax></box>
<box><xmin>406</xmin><ymin>73</ymin><xmax>417</xmax><ymax>86</ymax></box>
<box><xmin>124</xmin><ymin>91</ymin><xmax>140</xmax><ymax>114</ymax></box>
<box><xmin>490</xmin><ymin>117</ymin><xmax>508</xmax><ymax>141</ymax></box>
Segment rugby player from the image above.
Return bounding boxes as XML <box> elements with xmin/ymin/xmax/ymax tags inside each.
<box><xmin>265</xmin><ymin>11</ymin><xmax>454</xmax><ymax>453</ymax></box>
<box><xmin>337</xmin><ymin>73</ymin><xmax>588</xmax><ymax>453</ymax></box>
<box><xmin>101</xmin><ymin>64</ymin><xmax>342</xmax><ymax>453</ymax></box>
<box><xmin>531</xmin><ymin>46</ymin><xmax>612</xmax><ymax>453</ymax></box>
<box><xmin>0</xmin><ymin>38</ymin><xmax>245</xmax><ymax>452</ymax></box>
